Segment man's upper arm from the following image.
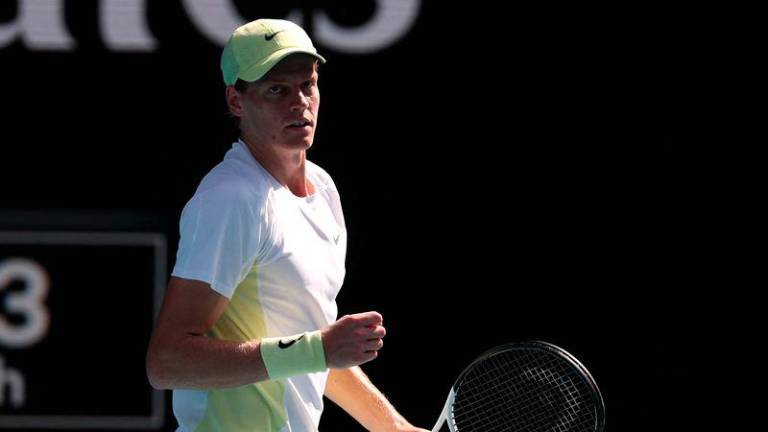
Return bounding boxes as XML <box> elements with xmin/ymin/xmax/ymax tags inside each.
<box><xmin>151</xmin><ymin>277</ymin><xmax>229</xmax><ymax>342</ymax></box>
<box><xmin>146</xmin><ymin>277</ymin><xmax>239</xmax><ymax>389</ymax></box>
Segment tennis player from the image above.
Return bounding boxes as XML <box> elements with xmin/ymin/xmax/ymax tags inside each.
<box><xmin>145</xmin><ymin>18</ymin><xmax>428</xmax><ymax>432</ymax></box>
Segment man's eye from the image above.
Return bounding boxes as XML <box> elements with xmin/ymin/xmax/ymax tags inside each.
<box><xmin>268</xmin><ymin>86</ymin><xmax>283</xmax><ymax>95</ymax></box>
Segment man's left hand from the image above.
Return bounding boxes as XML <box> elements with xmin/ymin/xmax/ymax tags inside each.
<box><xmin>393</xmin><ymin>425</ymin><xmax>430</xmax><ymax>432</ymax></box>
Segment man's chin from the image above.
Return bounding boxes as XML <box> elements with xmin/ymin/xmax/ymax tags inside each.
<box><xmin>281</xmin><ymin>138</ymin><xmax>313</xmax><ymax>151</ymax></box>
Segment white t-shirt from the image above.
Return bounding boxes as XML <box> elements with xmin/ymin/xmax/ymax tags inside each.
<box><xmin>170</xmin><ymin>140</ymin><xmax>347</xmax><ymax>432</ymax></box>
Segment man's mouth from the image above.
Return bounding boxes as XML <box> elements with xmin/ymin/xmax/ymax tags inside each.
<box><xmin>286</xmin><ymin>119</ymin><xmax>312</xmax><ymax>128</ymax></box>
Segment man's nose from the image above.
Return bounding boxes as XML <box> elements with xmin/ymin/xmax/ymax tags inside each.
<box><xmin>290</xmin><ymin>89</ymin><xmax>310</xmax><ymax>111</ymax></box>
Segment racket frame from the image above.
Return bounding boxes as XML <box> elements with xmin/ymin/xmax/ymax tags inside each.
<box><xmin>431</xmin><ymin>341</ymin><xmax>605</xmax><ymax>432</ymax></box>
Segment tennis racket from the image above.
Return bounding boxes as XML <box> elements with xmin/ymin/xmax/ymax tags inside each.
<box><xmin>432</xmin><ymin>341</ymin><xmax>605</xmax><ymax>432</ymax></box>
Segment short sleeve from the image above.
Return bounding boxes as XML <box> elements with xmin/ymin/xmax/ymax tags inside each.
<box><xmin>171</xmin><ymin>183</ymin><xmax>265</xmax><ymax>299</ymax></box>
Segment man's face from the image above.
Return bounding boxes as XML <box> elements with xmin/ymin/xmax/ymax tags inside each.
<box><xmin>237</xmin><ymin>55</ymin><xmax>320</xmax><ymax>151</ymax></box>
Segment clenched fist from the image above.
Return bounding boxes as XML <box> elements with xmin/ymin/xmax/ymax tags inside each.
<box><xmin>321</xmin><ymin>311</ymin><xmax>386</xmax><ymax>368</ymax></box>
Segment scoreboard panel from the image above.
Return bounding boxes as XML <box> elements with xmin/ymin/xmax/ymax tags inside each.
<box><xmin>0</xmin><ymin>231</ymin><xmax>166</xmax><ymax>430</ymax></box>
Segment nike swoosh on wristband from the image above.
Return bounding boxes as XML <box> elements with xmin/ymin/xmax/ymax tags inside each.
<box><xmin>278</xmin><ymin>334</ymin><xmax>305</xmax><ymax>349</ymax></box>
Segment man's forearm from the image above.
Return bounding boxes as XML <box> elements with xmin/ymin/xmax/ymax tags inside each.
<box><xmin>325</xmin><ymin>367</ymin><xmax>414</xmax><ymax>432</ymax></box>
<box><xmin>147</xmin><ymin>333</ymin><xmax>270</xmax><ymax>390</ymax></box>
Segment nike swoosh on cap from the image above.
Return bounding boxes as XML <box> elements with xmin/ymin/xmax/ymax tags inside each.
<box><xmin>265</xmin><ymin>30</ymin><xmax>286</xmax><ymax>41</ymax></box>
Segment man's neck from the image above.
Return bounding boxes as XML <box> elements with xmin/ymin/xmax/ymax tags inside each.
<box><xmin>241</xmin><ymin>137</ymin><xmax>315</xmax><ymax>197</ymax></box>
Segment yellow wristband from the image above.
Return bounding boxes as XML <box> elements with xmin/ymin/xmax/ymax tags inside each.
<box><xmin>260</xmin><ymin>330</ymin><xmax>327</xmax><ymax>380</ymax></box>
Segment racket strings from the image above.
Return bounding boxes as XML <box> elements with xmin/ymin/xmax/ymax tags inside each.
<box><xmin>456</xmin><ymin>355</ymin><xmax>571</xmax><ymax>431</ymax></box>
<box><xmin>450</xmin><ymin>348</ymin><xmax>598</xmax><ymax>432</ymax></box>
<box><xmin>460</xmin><ymin>354</ymin><xmax>591</xmax><ymax>432</ymax></box>
<box><xmin>455</xmin><ymin>351</ymin><xmax>594</xmax><ymax>431</ymax></box>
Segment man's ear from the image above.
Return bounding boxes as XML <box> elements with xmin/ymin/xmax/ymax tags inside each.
<box><xmin>225</xmin><ymin>86</ymin><xmax>244</xmax><ymax>117</ymax></box>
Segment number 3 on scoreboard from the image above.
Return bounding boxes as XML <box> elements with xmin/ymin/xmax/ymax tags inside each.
<box><xmin>0</xmin><ymin>258</ymin><xmax>50</xmax><ymax>348</ymax></box>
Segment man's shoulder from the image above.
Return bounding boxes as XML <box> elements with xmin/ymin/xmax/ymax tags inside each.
<box><xmin>306</xmin><ymin>160</ymin><xmax>337</xmax><ymax>193</ymax></box>
<box><xmin>188</xmin><ymin>160</ymin><xmax>273</xmax><ymax>211</ymax></box>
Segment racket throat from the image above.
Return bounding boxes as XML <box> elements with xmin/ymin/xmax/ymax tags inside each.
<box><xmin>432</xmin><ymin>388</ymin><xmax>457</xmax><ymax>432</ymax></box>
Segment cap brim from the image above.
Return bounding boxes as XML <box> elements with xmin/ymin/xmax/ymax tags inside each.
<box><xmin>237</xmin><ymin>48</ymin><xmax>326</xmax><ymax>83</ymax></box>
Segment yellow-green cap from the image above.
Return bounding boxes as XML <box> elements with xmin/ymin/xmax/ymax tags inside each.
<box><xmin>221</xmin><ymin>19</ymin><xmax>326</xmax><ymax>86</ymax></box>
